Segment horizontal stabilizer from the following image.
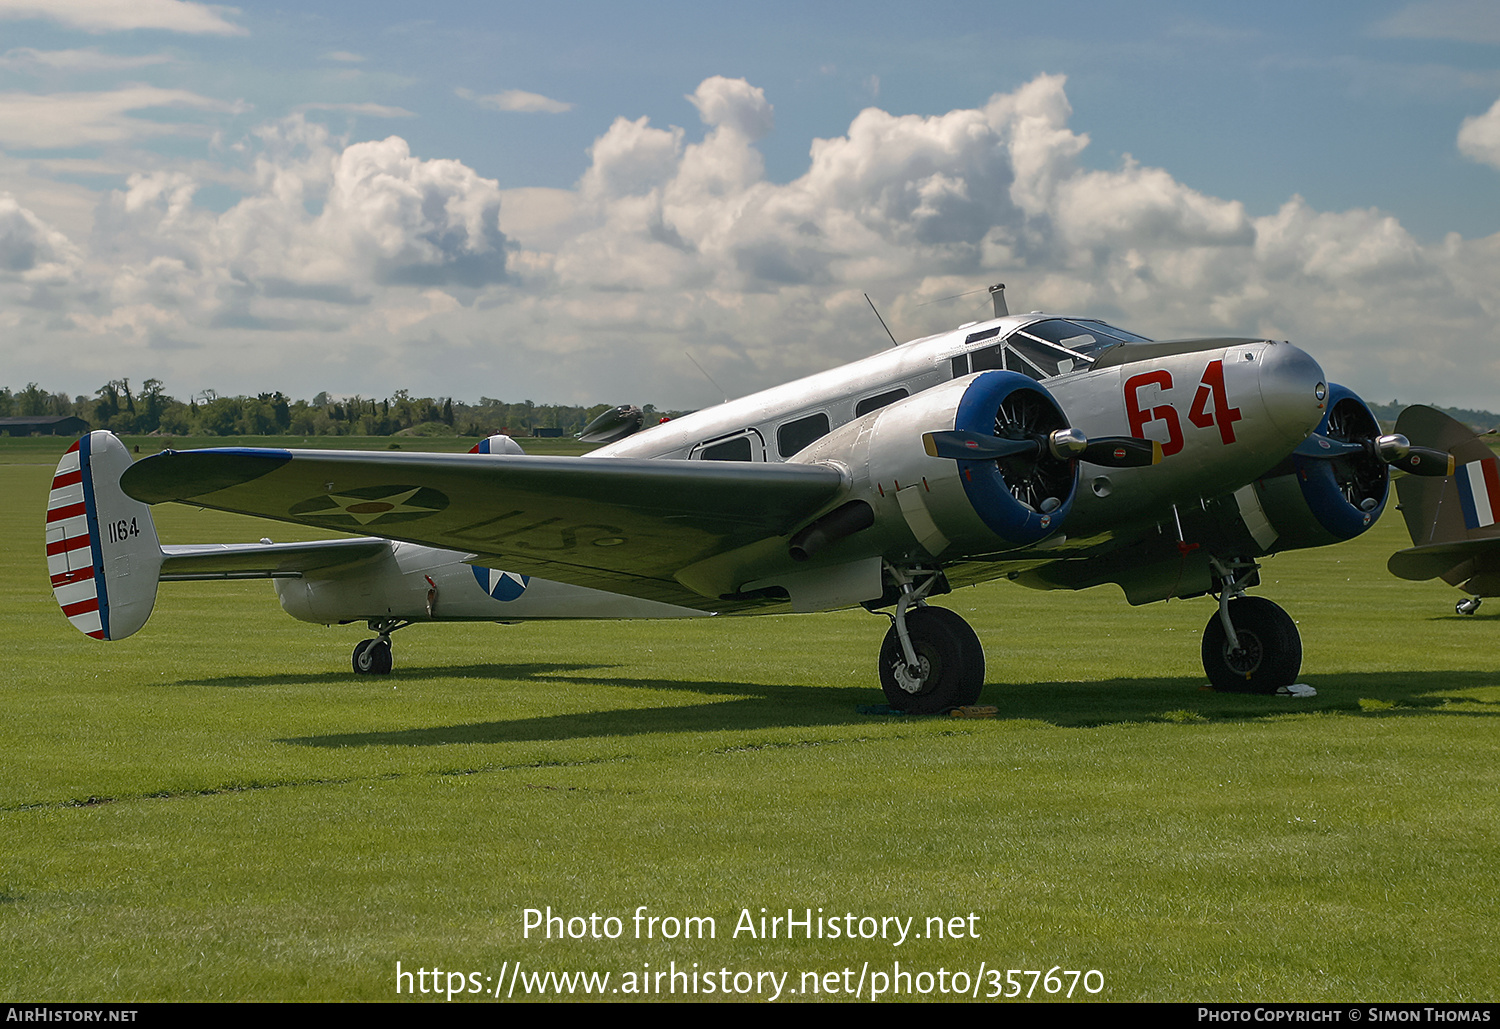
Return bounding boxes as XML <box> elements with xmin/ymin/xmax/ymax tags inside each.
<box><xmin>1388</xmin><ymin>538</ymin><xmax>1500</xmax><ymax>581</ymax></box>
<box><xmin>160</xmin><ymin>538</ymin><xmax>391</xmax><ymax>580</ymax></box>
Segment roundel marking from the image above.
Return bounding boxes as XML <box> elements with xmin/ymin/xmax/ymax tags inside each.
<box><xmin>289</xmin><ymin>485</ymin><xmax>448</xmax><ymax>527</ymax></box>
<box><xmin>472</xmin><ymin>566</ymin><xmax>530</xmax><ymax>602</ymax></box>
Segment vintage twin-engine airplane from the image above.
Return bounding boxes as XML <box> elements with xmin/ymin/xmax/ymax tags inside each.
<box><xmin>46</xmin><ymin>285</ymin><xmax>1452</xmax><ymax>711</ymax></box>
<box><xmin>1388</xmin><ymin>405</ymin><xmax>1500</xmax><ymax>616</ymax></box>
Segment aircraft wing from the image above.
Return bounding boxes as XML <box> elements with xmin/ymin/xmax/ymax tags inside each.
<box><xmin>122</xmin><ymin>448</ymin><xmax>846</xmax><ymax>608</ymax></box>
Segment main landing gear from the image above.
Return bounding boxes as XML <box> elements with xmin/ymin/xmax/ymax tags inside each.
<box><xmin>1201</xmin><ymin>561</ymin><xmax>1301</xmax><ymax>693</ymax></box>
<box><xmin>1457</xmin><ymin>596</ymin><xmax>1482</xmax><ymax>616</ymax></box>
<box><xmin>877</xmin><ymin>568</ymin><xmax>985</xmax><ymax>714</ymax></box>
<box><xmin>351</xmin><ymin>618</ymin><xmax>411</xmax><ymax>675</ymax></box>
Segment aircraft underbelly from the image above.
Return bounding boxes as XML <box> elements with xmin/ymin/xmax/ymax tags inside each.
<box><xmin>275</xmin><ymin>543</ymin><xmax>707</xmax><ymax>624</ymax></box>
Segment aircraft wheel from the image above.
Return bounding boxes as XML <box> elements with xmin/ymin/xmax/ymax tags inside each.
<box><xmin>1201</xmin><ymin>597</ymin><xmax>1301</xmax><ymax>694</ymax></box>
<box><xmin>1457</xmin><ymin>597</ymin><xmax>1482</xmax><ymax>616</ymax></box>
<box><xmin>879</xmin><ymin>606</ymin><xmax>985</xmax><ymax>714</ymax></box>
<box><xmin>352</xmin><ymin>638</ymin><xmax>393</xmax><ymax>675</ymax></box>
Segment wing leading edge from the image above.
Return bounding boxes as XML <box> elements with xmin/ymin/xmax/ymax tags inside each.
<box><xmin>121</xmin><ymin>448</ymin><xmax>847</xmax><ymax>608</ymax></box>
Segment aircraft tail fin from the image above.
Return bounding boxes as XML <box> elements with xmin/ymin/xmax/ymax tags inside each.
<box><xmin>1388</xmin><ymin>406</ymin><xmax>1500</xmax><ymax>593</ymax></box>
<box><xmin>1393</xmin><ymin>407</ymin><xmax>1500</xmax><ymax>547</ymax></box>
<box><xmin>46</xmin><ymin>431</ymin><xmax>163</xmax><ymax>640</ymax></box>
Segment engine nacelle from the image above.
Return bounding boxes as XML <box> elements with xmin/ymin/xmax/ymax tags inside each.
<box><xmin>791</xmin><ymin>371</ymin><xmax>1076</xmax><ymax>561</ymax></box>
<box><xmin>1228</xmin><ymin>384</ymin><xmax>1390</xmax><ymax>554</ymax></box>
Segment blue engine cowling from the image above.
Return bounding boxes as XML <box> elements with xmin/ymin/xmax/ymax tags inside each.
<box><xmin>950</xmin><ymin>371</ymin><xmax>1077</xmax><ymax>545</ymax></box>
<box><xmin>1251</xmin><ymin>383</ymin><xmax>1389</xmax><ymax>550</ymax></box>
<box><xmin>790</xmin><ymin>370</ymin><xmax>1077</xmax><ymax>560</ymax></box>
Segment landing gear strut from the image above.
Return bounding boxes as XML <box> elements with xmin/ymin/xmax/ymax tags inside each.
<box><xmin>351</xmin><ymin>618</ymin><xmax>410</xmax><ymax>675</ymax></box>
<box><xmin>877</xmin><ymin>567</ymin><xmax>985</xmax><ymax>713</ymax></box>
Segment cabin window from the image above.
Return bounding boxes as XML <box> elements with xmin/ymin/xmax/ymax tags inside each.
<box><xmin>951</xmin><ymin>354</ymin><xmax>969</xmax><ymax>378</ymax></box>
<box><xmin>855</xmin><ymin>388</ymin><xmax>908</xmax><ymax>417</ymax></box>
<box><xmin>691</xmin><ymin>428</ymin><xmax>765</xmax><ymax>461</ymax></box>
<box><xmin>777</xmin><ymin>412</ymin><xmax>831</xmax><ymax>457</ymax></box>
<box><xmin>701</xmin><ymin>436</ymin><xmax>753</xmax><ymax>461</ymax></box>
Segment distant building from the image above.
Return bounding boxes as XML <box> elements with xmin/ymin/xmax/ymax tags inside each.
<box><xmin>0</xmin><ymin>415</ymin><xmax>89</xmax><ymax>437</ymax></box>
<box><xmin>531</xmin><ymin>427</ymin><xmax>564</xmax><ymax>438</ymax></box>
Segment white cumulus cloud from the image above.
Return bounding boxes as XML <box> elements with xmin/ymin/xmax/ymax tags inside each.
<box><xmin>8</xmin><ymin>73</ymin><xmax>1500</xmax><ymax>411</ymax></box>
<box><xmin>0</xmin><ymin>194</ymin><xmax>81</xmax><ymax>282</ymax></box>
<box><xmin>1458</xmin><ymin>96</ymin><xmax>1500</xmax><ymax>170</ymax></box>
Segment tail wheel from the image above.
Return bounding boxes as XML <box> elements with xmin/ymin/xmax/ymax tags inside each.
<box><xmin>879</xmin><ymin>606</ymin><xmax>985</xmax><ymax>714</ymax></box>
<box><xmin>1201</xmin><ymin>597</ymin><xmax>1301</xmax><ymax>694</ymax></box>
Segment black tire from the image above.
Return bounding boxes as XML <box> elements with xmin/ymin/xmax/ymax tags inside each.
<box><xmin>352</xmin><ymin>638</ymin><xmax>393</xmax><ymax>675</ymax></box>
<box><xmin>352</xmin><ymin>639</ymin><xmax>374</xmax><ymax>674</ymax></box>
<box><xmin>1201</xmin><ymin>597</ymin><xmax>1301</xmax><ymax>694</ymax></box>
<box><xmin>879</xmin><ymin>605</ymin><xmax>985</xmax><ymax>714</ymax></box>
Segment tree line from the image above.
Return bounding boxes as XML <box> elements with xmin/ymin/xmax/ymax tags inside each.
<box><xmin>0</xmin><ymin>379</ymin><xmax>680</xmax><ymax>437</ymax></box>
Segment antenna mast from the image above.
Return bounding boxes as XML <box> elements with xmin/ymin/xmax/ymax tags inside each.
<box><xmin>865</xmin><ymin>293</ymin><xmax>899</xmax><ymax>347</ymax></box>
<box><xmin>989</xmin><ymin>283</ymin><xmax>1008</xmax><ymax>318</ymax></box>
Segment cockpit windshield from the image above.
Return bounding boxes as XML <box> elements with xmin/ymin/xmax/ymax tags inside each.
<box><xmin>956</xmin><ymin>317</ymin><xmax>1154</xmax><ymax>381</ymax></box>
<box><xmin>1020</xmin><ymin>318</ymin><xmax>1151</xmax><ymax>358</ymax></box>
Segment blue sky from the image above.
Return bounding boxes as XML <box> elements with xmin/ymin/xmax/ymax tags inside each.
<box><xmin>2</xmin><ymin>0</ymin><xmax>1499</xmax><ymax>409</ymax></box>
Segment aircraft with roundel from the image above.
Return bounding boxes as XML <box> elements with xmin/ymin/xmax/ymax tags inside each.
<box><xmin>1387</xmin><ymin>404</ymin><xmax>1500</xmax><ymax>616</ymax></box>
<box><xmin>45</xmin><ymin>285</ymin><xmax>1452</xmax><ymax>711</ymax></box>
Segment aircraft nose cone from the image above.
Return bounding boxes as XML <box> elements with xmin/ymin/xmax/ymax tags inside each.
<box><xmin>1256</xmin><ymin>341</ymin><xmax>1326</xmax><ymax>443</ymax></box>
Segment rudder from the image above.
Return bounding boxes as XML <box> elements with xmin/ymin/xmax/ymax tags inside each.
<box><xmin>46</xmin><ymin>431</ymin><xmax>163</xmax><ymax>640</ymax></box>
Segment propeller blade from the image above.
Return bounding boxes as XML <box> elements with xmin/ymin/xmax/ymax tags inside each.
<box><xmin>922</xmin><ymin>430</ymin><xmax>1038</xmax><ymax>461</ymax></box>
<box><xmin>1389</xmin><ymin>446</ymin><xmax>1455</xmax><ymax>477</ymax></box>
<box><xmin>1079</xmin><ymin>436</ymin><xmax>1163</xmax><ymax>467</ymax></box>
<box><xmin>1294</xmin><ymin>433</ymin><xmax>1367</xmax><ymax>460</ymax></box>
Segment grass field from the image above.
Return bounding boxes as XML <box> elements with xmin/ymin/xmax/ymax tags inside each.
<box><xmin>2</xmin><ymin>436</ymin><xmax>1497</xmax><ymax>1002</ymax></box>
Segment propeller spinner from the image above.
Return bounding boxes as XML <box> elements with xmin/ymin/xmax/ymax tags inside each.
<box><xmin>922</xmin><ymin>428</ymin><xmax>1163</xmax><ymax>468</ymax></box>
<box><xmin>1295</xmin><ymin>431</ymin><xmax>1454</xmax><ymax>477</ymax></box>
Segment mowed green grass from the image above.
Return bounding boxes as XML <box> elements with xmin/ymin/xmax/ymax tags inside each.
<box><xmin>2</xmin><ymin>439</ymin><xmax>1497</xmax><ymax>1002</ymax></box>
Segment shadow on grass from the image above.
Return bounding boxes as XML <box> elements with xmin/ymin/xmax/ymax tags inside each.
<box><xmin>174</xmin><ymin>661</ymin><xmax>611</xmax><ymax>689</ymax></box>
<box><xmin>270</xmin><ymin>666</ymin><xmax>1500</xmax><ymax>749</ymax></box>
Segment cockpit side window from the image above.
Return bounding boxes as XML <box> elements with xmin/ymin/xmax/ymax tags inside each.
<box><xmin>956</xmin><ymin>317</ymin><xmax>1152</xmax><ymax>381</ymax></box>
<box><xmin>971</xmin><ymin>343</ymin><xmax>1005</xmax><ymax>372</ymax></box>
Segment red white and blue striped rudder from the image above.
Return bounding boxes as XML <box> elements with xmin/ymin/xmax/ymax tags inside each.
<box><xmin>46</xmin><ymin>431</ymin><xmax>163</xmax><ymax>640</ymax></box>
